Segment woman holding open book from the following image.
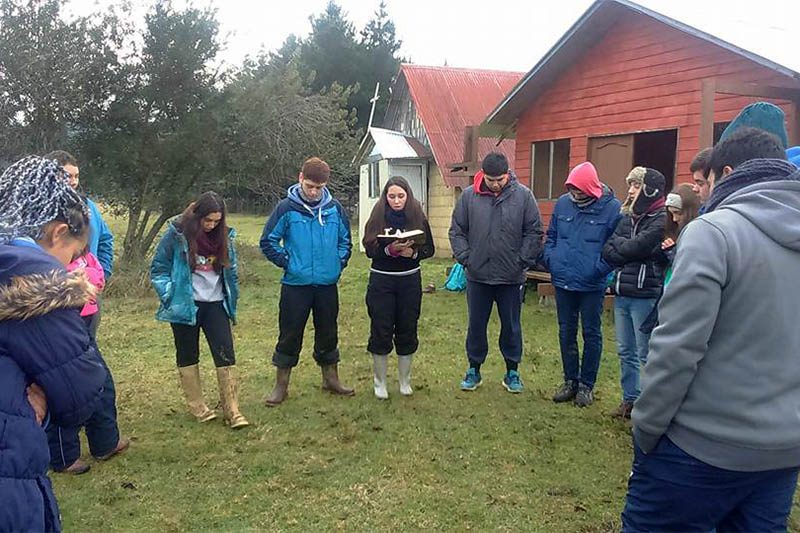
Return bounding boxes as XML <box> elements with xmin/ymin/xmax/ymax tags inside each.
<box><xmin>362</xmin><ymin>176</ymin><xmax>435</xmax><ymax>400</ymax></box>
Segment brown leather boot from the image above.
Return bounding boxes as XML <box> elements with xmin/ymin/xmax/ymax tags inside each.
<box><xmin>321</xmin><ymin>363</ymin><xmax>355</xmax><ymax>396</ymax></box>
<box><xmin>265</xmin><ymin>367</ymin><xmax>292</xmax><ymax>407</ymax></box>
<box><xmin>611</xmin><ymin>400</ymin><xmax>634</xmax><ymax>419</ymax></box>
<box><xmin>177</xmin><ymin>364</ymin><xmax>217</xmax><ymax>422</ymax></box>
<box><xmin>216</xmin><ymin>366</ymin><xmax>250</xmax><ymax>429</ymax></box>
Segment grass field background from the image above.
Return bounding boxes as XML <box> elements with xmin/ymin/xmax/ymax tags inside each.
<box><xmin>50</xmin><ymin>213</ymin><xmax>800</xmax><ymax>531</ymax></box>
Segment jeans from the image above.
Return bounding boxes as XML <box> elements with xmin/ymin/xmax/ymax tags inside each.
<box><xmin>614</xmin><ymin>296</ymin><xmax>656</xmax><ymax>402</ymax></box>
<box><xmin>465</xmin><ymin>281</ymin><xmax>524</xmax><ymax>366</ymax></box>
<box><xmin>554</xmin><ymin>288</ymin><xmax>605</xmax><ymax>389</ymax></box>
<box><xmin>622</xmin><ymin>436</ymin><xmax>799</xmax><ymax>532</ymax></box>
<box><xmin>46</xmin><ymin>359</ymin><xmax>120</xmax><ymax>469</ymax></box>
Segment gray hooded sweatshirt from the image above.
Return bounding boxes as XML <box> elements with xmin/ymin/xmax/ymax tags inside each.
<box><xmin>633</xmin><ymin>175</ymin><xmax>800</xmax><ymax>472</ymax></box>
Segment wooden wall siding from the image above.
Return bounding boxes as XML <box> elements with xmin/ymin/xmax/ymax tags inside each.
<box><xmin>513</xmin><ymin>10</ymin><xmax>798</xmax><ymax>211</ymax></box>
<box><xmin>426</xmin><ymin>164</ymin><xmax>456</xmax><ymax>258</ymax></box>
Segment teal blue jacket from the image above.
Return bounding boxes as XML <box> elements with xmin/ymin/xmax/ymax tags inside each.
<box><xmin>150</xmin><ymin>222</ymin><xmax>239</xmax><ymax>325</ymax></box>
<box><xmin>260</xmin><ymin>184</ymin><xmax>352</xmax><ymax>286</ymax></box>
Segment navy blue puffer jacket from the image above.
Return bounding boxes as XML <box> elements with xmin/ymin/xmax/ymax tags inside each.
<box><xmin>0</xmin><ymin>243</ymin><xmax>106</xmax><ymax>533</ymax></box>
<box><xmin>543</xmin><ymin>188</ymin><xmax>622</xmax><ymax>292</ymax></box>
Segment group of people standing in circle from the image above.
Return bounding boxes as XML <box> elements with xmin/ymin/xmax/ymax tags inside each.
<box><xmin>5</xmin><ymin>99</ymin><xmax>800</xmax><ymax>531</ymax></box>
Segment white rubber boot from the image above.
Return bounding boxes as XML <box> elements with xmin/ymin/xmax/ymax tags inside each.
<box><xmin>372</xmin><ymin>353</ymin><xmax>389</xmax><ymax>400</ymax></box>
<box><xmin>398</xmin><ymin>355</ymin><xmax>413</xmax><ymax>396</ymax></box>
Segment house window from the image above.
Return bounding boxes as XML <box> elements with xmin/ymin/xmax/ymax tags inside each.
<box><xmin>713</xmin><ymin>121</ymin><xmax>731</xmax><ymax>145</ymax></box>
<box><xmin>368</xmin><ymin>162</ymin><xmax>380</xmax><ymax>198</ymax></box>
<box><xmin>531</xmin><ymin>139</ymin><xmax>570</xmax><ymax>200</ymax></box>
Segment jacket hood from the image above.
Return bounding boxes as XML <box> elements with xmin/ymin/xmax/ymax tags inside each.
<box><xmin>565</xmin><ymin>162</ymin><xmax>602</xmax><ymax>199</ymax></box>
<box><xmin>473</xmin><ymin>169</ymin><xmax>519</xmax><ymax>196</ymax></box>
<box><xmin>0</xmin><ymin>269</ymin><xmax>95</xmax><ymax>320</ymax></box>
<box><xmin>717</xmin><ymin>178</ymin><xmax>800</xmax><ymax>252</ymax></box>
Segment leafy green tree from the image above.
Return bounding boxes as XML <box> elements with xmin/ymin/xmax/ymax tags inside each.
<box><xmin>220</xmin><ymin>54</ymin><xmax>359</xmax><ymax>209</ymax></box>
<box><xmin>80</xmin><ymin>0</ymin><xmax>224</xmax><ymax>262</ymax></box>
<box><xmin>0</xmin><ymin>0</ymin><xmax>127</xmax><ymax>159</ymax></box>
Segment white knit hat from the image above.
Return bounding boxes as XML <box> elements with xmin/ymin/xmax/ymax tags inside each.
<box><xmin>665</xmin><ymin>193</ymin><xmax>682</xmax><ymax>210</ymax></box>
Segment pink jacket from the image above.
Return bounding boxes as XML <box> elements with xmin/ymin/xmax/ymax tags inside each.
<box><xmin>67</xmin><ymin>252</ymin><xmax>105</xmax><ymax>316</ymax></box>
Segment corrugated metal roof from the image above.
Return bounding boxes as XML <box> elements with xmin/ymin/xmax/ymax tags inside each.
<box><xmin>486</xmin><ymin>0</ymin><xmax>800</xmax><ymax>130</ymax></box>
<box><xmin>400</xmin><ymin>64</ymin><xmax>523</xmax><ymax>187</ymax></box>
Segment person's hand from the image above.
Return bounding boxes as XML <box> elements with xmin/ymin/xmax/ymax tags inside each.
<box><xmin>27</xmin><ymin>383</ymin><xmax>47</xmax><ymax>425</ymax></box>
<box><xmin>388</xmin><ymin>240</ymin><xmax>412</xmax><ymax>255</ymax></box>
<box><xmin>398</xmin><ymin>246</ymin><xmax>415</xmax><ymax>258</ymax></box>
<box><xmin>661</xmin><ymin>238</ymin><xmax>675</xmax><ymax>250</ymax></box>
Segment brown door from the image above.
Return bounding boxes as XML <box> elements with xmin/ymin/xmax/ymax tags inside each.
<box><xmin>588</xmin><ymin>135</ymin><xmax>634</xmax><ymax>201</ymax></box>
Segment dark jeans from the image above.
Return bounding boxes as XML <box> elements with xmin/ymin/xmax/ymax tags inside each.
<box><xmin>554</xmin><ymin>288</ymin><xmax>605</xmax><ymax>389</ymax></box>
<box><xmin>46</xmin><ymin>359</ymin><xmax>120</xmax><ymax>469</ymax></box>
<box><xmin>622</xmin><ymin>436</ymin><xmax>799</xmax><ymax>532</ymax></box>
<box><xmin>87</xmin><ymin>295</ymin><xmax>102</xmax><ymax>342</ymax></box>
<box><xmin>273</xmin><ymin>284</ymin><xmax>340</xmax><ymax>368</ymax></box>
<box><xmin>465</xmin><ymin>281</ymin><xmax>523</xmax><ymax>366</ymax></box>
<box><xmin>366</xmin><ymin>271</ymin><xmax>422</xmax><ymax>356</ymax></box>
<box><xmin>171</xmin><ymin>301</ymin><xmax>235</xmax><ymax>368</ymax></box>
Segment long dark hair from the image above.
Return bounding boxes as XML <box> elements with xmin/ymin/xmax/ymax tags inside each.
<box><xmin>177</xmin><ymin>191</ymin><xmax>230</xmax><ymax>272</ymax></box>
<box><xmin>362</xmin><ymin>176</ymin><xmax>426</xmax><ymax>251</ymax></box>
<box><xmin>664</xmin><ymin>183</ymin><xmax>701</xmax><ymax>241</ymax></box>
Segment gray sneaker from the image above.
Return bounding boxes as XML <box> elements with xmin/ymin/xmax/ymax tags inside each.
<box><xmin>574</xmin><ymin>385</ymin><xmax>593</xmax><ymax>407</ymax></box>
<box><xmin>552</xmin><ymin>380</ymin><xmax>578</xmax><ymax>403</ymax></box>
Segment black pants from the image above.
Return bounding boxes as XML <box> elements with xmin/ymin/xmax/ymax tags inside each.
<box><xmin>366</xmin><ymin>271</ymin><xmax>422</xmax><ymax>356</ymax></box>
<box><xmin>466</xmin><ymin>281</ymin><xmax>524</xmax><ymax>366</ymax></box>
<box><xmin>273</xmin><ymin>284</ymin><xmax>339</xmax><ymax>368</ymax></box>
<box><xmin>171</xmin><ymin>301</ymin><xmax>235</xmax><ymax>368</ymax></box>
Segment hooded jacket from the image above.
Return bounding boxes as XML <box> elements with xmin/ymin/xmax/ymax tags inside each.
<box><xmin>0</xmin><ymin>243</ymin><xmax>107</xmax><ymax>533</ymax></box>
<box><xmin>544</xmin><ymin>186</ymin><xmax>621</xmax><ymax>292</ymax></box>
<box><xmin>449</xmin><ymin>171</ymin><xmax>543</xmax><ymax>285</ymax></box>
<box><xmin>150</xmin><ymin>222</ymin><xmax>240</xmax><ymax>325</ymax></box>
<box><xmin>601</xmin><ymin>203</ymin><xmax>667</xmax><ymax>299</ymax></box>
<box><xmin>260</xmin><ymin>183</ymin><xmax>352</xmax><ymax>286</ymax></box>
<box><xmin>633</xmin><ymin>160</ymin><xmax>800</xmax><ymax>471</ymax></box>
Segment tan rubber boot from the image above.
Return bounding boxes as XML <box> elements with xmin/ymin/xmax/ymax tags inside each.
<box><xmin>216</xmin><ymin>366</ymin><xmax>250</xmax><ymax>429</ymax></box>
<box><xmin>177</xmin><ymin>364</ymin><xmax>217</xmax><ymax>422</ymax></box>
<box><xmin>321</xmin><ymin>363</ymin><xmax>355</xmax><ymax>396</ymax></box>
<box><xmin>265</xmin><ymin>367</ymin><xmax>292</xmax><ymax>407</ymax></box>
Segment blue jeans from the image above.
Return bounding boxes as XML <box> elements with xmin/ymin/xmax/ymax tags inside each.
<box><xmin>46</xmin><ymin>359</ymin><xmax>120</xmax><ymax>469</ymax></box>
<box><xmin>614</xmin><ymin>296</ymin><xmax>656</xmax><ymax>402</ymax></box>
<box><xmin>623</xmin><ymin>436</ymin><xmax>799</xmax><ymax>532</ymax></box>
<box><xmin>465</xmin><ymin>281</ymin><xmax>523</xmax><ymax>366</ymax></box>
<box><xmin>554</xmin><ymin>288</ymin><xmax>605</xmax><ymax>389</ymax></box>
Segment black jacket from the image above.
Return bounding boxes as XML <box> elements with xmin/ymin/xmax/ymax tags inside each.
<box><xmin>602</xmin><ymin>210</ymin><xmax>667</xmax><ymax>298</ymax></box>
<box><xmin>365</xmin><ymin>218</ymin><xmax>435</xmax><ymax>272</ymax></box>
<box><xmin>449</xmin><ymin>174</ymin><xmax>543</xmax><ymax>285</ymax></box>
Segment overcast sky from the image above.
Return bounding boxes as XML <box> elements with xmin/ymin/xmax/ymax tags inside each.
<box><xmin>66</xmin><ymin>0</ymin><xmax>799</xmax><ymax>74</ymax></box>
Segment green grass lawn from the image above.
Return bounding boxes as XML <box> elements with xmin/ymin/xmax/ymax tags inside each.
<box><xmin>51</xmin><ymin>213</ymin><xmax>799</xmax><ymax>531</ymax></box>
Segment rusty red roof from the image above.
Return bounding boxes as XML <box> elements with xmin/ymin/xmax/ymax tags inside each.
<box><xmin>399</xmin><ymin>64</ymin><xmax>523</xmax><ymax>187</ymax></box>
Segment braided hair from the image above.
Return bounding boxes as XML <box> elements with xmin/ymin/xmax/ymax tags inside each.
<box><xmin>0</xmin><ymin>156</ymin><xmax>90</xmax><ymax>243</ymax></box>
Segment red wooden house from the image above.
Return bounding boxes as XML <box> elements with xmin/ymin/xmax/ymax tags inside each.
<box><xmin>482</xmin><ymin>0</ymin><xmax>800</xmax><ymax>224</ymax></box>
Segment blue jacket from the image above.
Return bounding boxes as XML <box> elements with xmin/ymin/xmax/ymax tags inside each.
<box><xmin>260</xmin><ymin>184</ymin><xmax>352</xmax><ymax>286</ymax></box>
<box><xmin>543</xmin><ymin>187</ymin><xmax>622</xmax><ymax>292</ymax></box>
<box><xmin>86</xmin><ymin>198</ymin><xmax>114</xmax><ymax>279</ymax></box>
<box><xmin>150</xmin><ymin>222</ymin><xmax>240</xmax><ymax>325</ymax></box>
<box><xmin>0</xmin><ymin>242</ymin><xmax>106</xmax><ymax>533</ymax></box>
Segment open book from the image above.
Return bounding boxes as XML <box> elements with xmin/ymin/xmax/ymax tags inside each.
<box><xmin>376</xmin><ymin>228</ymin><xmax>426</xmax><ymax>245</ymax></box>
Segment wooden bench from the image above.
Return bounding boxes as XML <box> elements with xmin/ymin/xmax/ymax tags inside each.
<box><xmin>535</xmin><ymin>282</ymin><xmax>615</xmax><ymax>311</ymax></box>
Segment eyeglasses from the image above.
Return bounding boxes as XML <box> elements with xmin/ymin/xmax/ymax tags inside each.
<box><xmin>484</xmin><ymin>173</ymin><xmax>508</xmax><ymax>183</ymax></box>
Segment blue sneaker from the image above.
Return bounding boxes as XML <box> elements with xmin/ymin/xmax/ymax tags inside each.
<box><xmin>460</xmin><ymin>368</ymin><xmax>482</xmax><ymax>391</ymax></box>
<box><xmin>502</xmin><ymin>370</ymin><xmax>524</xmax><ymax>393</ymax></box>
